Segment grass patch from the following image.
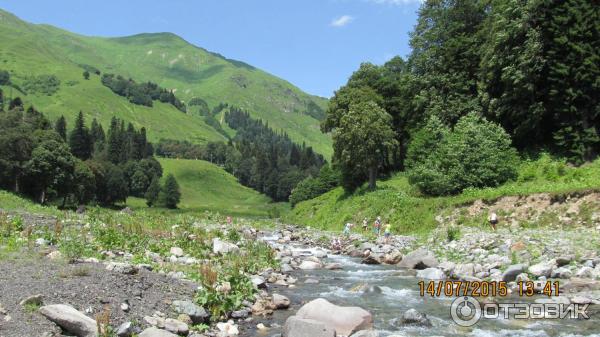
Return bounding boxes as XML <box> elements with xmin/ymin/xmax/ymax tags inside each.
<box><xmin>286</xmin><ymin>156</ymin><xmax>600</xmax><ymax>236</ymax></box>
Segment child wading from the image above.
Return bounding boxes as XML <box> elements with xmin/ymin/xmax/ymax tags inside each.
<box><xmin>489</xmin><ymin>212</ymin><xmax>498</xmax><ymax>231</ymax></box>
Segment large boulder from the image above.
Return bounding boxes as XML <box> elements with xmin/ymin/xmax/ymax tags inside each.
<box><xmin>39</xmin><ymin>304</ymin><xmax>98</xmax><ymax>337</ymax></box>
<box><xmin>295</xmin><ymin>298</ymin><xmax>372</xmax><ymax>336</ymax></box>
<box><xmin>398</xmin><ymin>249</ymin><xmax>438</xmax><ymax>269</ymax></box>
<box><xmin>283</xmin><ymin>316</ymin><xmax>336</xmax><ymax>337</ymax></box>
<box><xmin>502</xmin><ymin>264</ymin><xmax>527</xmax><ymax>282</ymax></box>
<box><xmin>139</xmin><ymin>327</ymin><xmax>179</xmax><ymax>337</ymax></box>
<box><xmin>171</xmin><ymin>300</ymin><xmax>209</xmax><ymax>324</ymax></box>
<box><xmin>416</xmin><ymin>268</ymin><xmax>445</xmax><ymax>280</ymax></box>
<box><xmin>298</xmin><ymin>260</ymin><xmax>322</xmax><ymax>270</ymax></box>
<box><xmin>212</xmin><ymin>238</ymin><xmax>240</xmax><ymax>255</ymax></box>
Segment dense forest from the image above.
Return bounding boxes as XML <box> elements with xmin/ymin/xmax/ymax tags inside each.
<box><xmin>323</xmin><ymin>0</ymin><xmax>599</xmax><ymax>196</ymax></box>
<box><xmin>101</xmin><ymin>73</ymin><xmax>186</xmax><ymax>112</ymax></box>
<box><xmin>0</xmin><ymin>94</ymin><xmax>181</xmax><ymax>208</ymax></box>
<box><xmin>156</xmin><ymin>107</ymin><xmax>325</xmax><ymax>201</ymax></box>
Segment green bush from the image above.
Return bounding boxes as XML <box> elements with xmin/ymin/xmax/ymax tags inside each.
<box><xmin>409</xmin><ymin>113</ymin><xmax>519</xmax><ymax>195</ymax></box>
<box><xmin>22</xmin><ymin>75</ymin><xmax>61</xmax><ymax>96</ymax></box>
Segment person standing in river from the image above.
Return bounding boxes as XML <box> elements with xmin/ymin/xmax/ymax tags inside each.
<box><xmin>488</xmin><ymin>211</ymin><xmax>498</xmax><ymax>231</ymax></box>
<box><xmin>373</xmin><ymin>216</ymin><xmax>381</xmax><ymax>236</ymax></box>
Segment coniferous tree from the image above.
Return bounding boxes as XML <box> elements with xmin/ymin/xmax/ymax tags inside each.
<box><xmin>160</xmin><ymin>174</ymin><xmax>181</xmax><ymax>209</ymax></box>
<box><xmin>107</xmin><ymin>117</ymin><xmax>122</xmax><ymax>163</ymax></box>
<box><xmin>90</xmin><ymin>118</ymin><xmax>106</xmax><ymax>153</ymax></box>
<box><xmin>54</xmin><ymin>115</ymin><xmax>67</xmax><ymax>141</ymax></box>
<box><xmin>0</xmin><ymin>88</ymin><xmax>4</xmax><ymax>111</ymax></box>
<box><xmin>68</xmin><ymin>111</ymin><xmax>92</xmax><ymax>160</ymax></box>
<box><xmin>145</xmin><ymin>176</ymin><xmax>161</xmax><ymax>207</ymax></box>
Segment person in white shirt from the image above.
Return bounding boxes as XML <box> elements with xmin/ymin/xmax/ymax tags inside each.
<box><xmin>489</xmin><ymin>212</ymin><xmax>498</xmax><ymax>231</ymax></box>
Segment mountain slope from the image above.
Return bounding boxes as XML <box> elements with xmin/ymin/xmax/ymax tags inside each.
<box><xmin>156</xmin><ymin>158</ymin><xmax>281</xmax><ymax>216</ymax></box>
<box><xmin>0</xmin><ymin>9</ymin><xmax>332</xmax><ymax>157</ymax></box>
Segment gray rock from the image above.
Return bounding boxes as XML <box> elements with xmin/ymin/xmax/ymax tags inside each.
<box><xmin>281</xmin><ymin>264</ymin><xmax>294</xmax><ymax>273</ymax></box>
<box><xmin>401</xmin><ymin>308</ymin><xmax>431</xmax><ymax>327</ymax></box>
<box><xmin>398</xmin><ymin>249</ymin><xmax>438</xmax><ymax>269</ymax></box>
<box><xmin>250</xmin><ymin>275</ymin><xmax>266</xmax><ymax>289</ymax></box>
<box><xmin>361</xmin><ymin>255</ymin><xmax>382</xmax><ymax>265</ymax></box>
<box><xmin>528</xmin><ymin>261</ymin><xmax>555</xmax><ymax>278</ymax></box>
<box><xmin>39</xmin><ymin>304</ymin><xmax>97</xmax><ymax>337</ymax></box>
<box><xmin>296</xmin><ymin>298</ymin><xmax>372</xmax><ymax>336</ymax></box>
<box><xmin>164</xmin><ymin>318</ymin><xmax>188</xmax><ymax>335</ymax></box>
<box><xmin>231</xmin><ymin>309</ymin><xmax>249</xmax><ymax>319</ymax></box>
<box><xmin>502</xmin><ymin>264</ymin><xmax>527</xmax><ymax>282</ymax></box>
<box><xmin>298</xmin><ymin>260</ymin><xmax>321</xmax><ymax>270</ymax></box>
<box><xmin>556</xmin><ymin>255</ymin><xmax>575</xmax><ymax>267</ymax></box>
<box><xmin>212</xmin><ymin>238</ymin><xmax>240</xmax><ymax>255</ymax></box>
<box><xmin>576</xmin><ymin>266</ymin><xmax>594</xmax><ymax>278</ymax></box>
<box><xmin>272</xmin><ymin>293</ymin><xmax>291</xmax><ymax>309</ymax></box>
<box><xmin>20</xmin><ymin>294</ymin><xmax>44</xmax><ymax>307</ymax></box>
<box><xmin>116</xmin><ymin>321</ymin><xmax>133</xmax><ymax>337</ymax></box>
<box><xmin>172</xmin><ymin>300</ymin><xmax>209</xmax><ymax>324</ymax></box>
<box><xmin>138</xmin><ymin>327</ymin><xmax>179</xmax><ymax>337</ymax></box>
<box><xmin>283</xmin><ymin>316</ymin><xmax>335</xmax><ymax>337</ymax></box>
<box><xmin>169</xmin><ymin>247</ymin><xmax>184</xmax><ymax>257</ymax></box>
<box><xmin>105</xmin><ymin>262</ymin><xmax>137</xmax><ymax>275</ymax></box>
<box><xmin>416</xmin><ymin>267</ymin><xmax>445</xmax><ymax>280</ymax></box>
<box><xmin>324</xmin><ymin>263</ymin><xmax>343</xmax><ymax>270</ymax></box>
<box><xmin>551</xmin><ymin>267</ymin><xmax>573</xmax><ymax>279</ymax></box>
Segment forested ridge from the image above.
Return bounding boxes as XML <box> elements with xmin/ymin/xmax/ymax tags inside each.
<box><xmin>320</xmin><ymin>0</ymin><xmax>599</xmax><ymax>198</ymax></box>
<box><xmin>156</xmin><ymin>107</ymin><xmax>325</xmax><ymax>202</ymax></box>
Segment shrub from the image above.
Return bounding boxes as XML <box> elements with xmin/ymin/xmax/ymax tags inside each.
<box><xmin>22</xmin><ymin>75</ymin><xmax>61</xmax><ymax>96</ymax></box>
<box><xmin>409</xmin><ymin>113</ymin><xmax>519</xmax><ymax>195</ymax></box>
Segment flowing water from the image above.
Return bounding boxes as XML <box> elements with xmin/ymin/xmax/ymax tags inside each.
<box><xmin>256</xmin><ymin>237</ymin><xmax>599</xmax><ymax>337</ymax></box>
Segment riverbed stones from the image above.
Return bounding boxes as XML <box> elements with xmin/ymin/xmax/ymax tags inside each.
<box><xmin>164</xmin><ymin>318</ymin><xmax>188</xmax><ymax>335</ymax></box>
<box><xmin>528</xmin><ymin>261</ymin><xmax>555</xmax><ymax>278</ymax></box>
<box><xmin>350</xmin><ymin>330</ymin><xmax>380</xmax><ymax>337</ymax></box>
<box><xmin>298</xmin><ymin>260</ymin><xmax>321</xmax><ymax>270</ymax></box>
<box><xmin>295</xmin><ymin>298</ymin><xmax>372</xmax><ymax>336</ymax></box>
<box><xmin>138</xmin><ymin>327</ymin><xmax>178</xmax><ymax>337</ymax></box>
<box><xmin>116</xmin><ymin>321</ymin><xmax>133</xmax><ymax>337</ymax></box>
<box><xmin>212</xmin><ymin>238</ymin><xmax>240</xmax><ymax>255</ymax></box>
<box><xmin>401</xmin><ymin>308</ymin><xmax>432</xmax><ymax>327</ymax></box>
<box><xmin>383</xmin><ymin>251</ymin><xmax>402</xmax><ymax>265</ymax></box>
<box><xmin>216</xmin><ymin>320</ymin><xmax>239</xmax><ymax>336</ymax></box>
<box><xmin>556</xmin><ymin>255</ymin><xmax>575</xmax><ymax>267</ymax></box>
<box><xmin>551</xmin><ymin>267</ymin><xmax>573</xmax><ymax>279</ymax></box>
<box><xmin>416</xmin><ymin>267</ymin><xmax>445</xmax><ymax>280</ymax></box>
<box><xmin>502</xmin><ymin>264</ymin><xmax>527</xmax><ymax>282</ymax></box>
<box><xmin>272</xmin><ymin>293</ymin><xmax>291</xmax><ymax>309</ymax></box>
<box><xmin>39</xmin><ymin>304</ymin><xmax>97</xmax><ymax>337</ymax></box>
<box><xmin>283</xmin><ymin>316</ymin><xmax>335</xmax><ymax>337</ymax></box>
<box><xmin>105</xmin><ymin>262</ymin><xmax>137</xmax><ymax>275</ymax></box>
<box><xmin>398</xmin><ymin>248</ymin><xmax>438</xmax><ymax>269</ymax></box>
<box><xmin>171</xmin><ymin>300</ymin><xmax>209</xmax><ymax>324</ymax></box>
<box><xmin>361</xmin><ymin>255</ymin><xmax>382</xmax><ymax>265</ymax></box>
<box><xmin>575</xmin><ymin>266</ymin><xmax>594</xmax><ymax>278</ymax></box>
<box><xmin>250</xmin><ymin>275</ymin><xmax>267</xmax><ymax>289</ymax></box>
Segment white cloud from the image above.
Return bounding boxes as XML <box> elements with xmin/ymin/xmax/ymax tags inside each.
<box><xmin>366</xmin><ymin>0</ymin><xmax>423</xmax><ymax>5</ymax></box>
<box><xmin>330</xmin><ymin>15</ymin><xmax>354</xmax><ymax>27</ymax></box>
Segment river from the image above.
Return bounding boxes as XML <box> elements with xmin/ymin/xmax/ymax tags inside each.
<box><xmin>255</xmin><ymin>236</ymin><xmax>600</xmax><ymax>337</ymax></box>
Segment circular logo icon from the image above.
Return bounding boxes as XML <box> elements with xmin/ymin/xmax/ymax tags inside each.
<box><xmin>450</xmin><ymin>296</ymin><xmax>482</xmax><ymax>327</ymax></box>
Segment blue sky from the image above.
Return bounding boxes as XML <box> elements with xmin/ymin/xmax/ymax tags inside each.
<box><xmin>0</xmin><ymin>0</ymin><xmax>421</xmax><ymax>97</ymax></box>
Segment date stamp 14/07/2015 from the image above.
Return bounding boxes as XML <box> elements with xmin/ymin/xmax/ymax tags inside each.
<box><xmin>418</xmin><ymin>280</ymin><xmax>561</xmax><ymax>298</ymax></box>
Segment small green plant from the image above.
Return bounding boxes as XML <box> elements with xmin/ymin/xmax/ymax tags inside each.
<box><xmin>24</xmin><ymin>302</ymin><xmax>41</xmax><ymax>313</ymax></box>
<box><xmin>446</xmin><ymin>226</ymin><xmax>460</xmax><ymax>242</ymax></box>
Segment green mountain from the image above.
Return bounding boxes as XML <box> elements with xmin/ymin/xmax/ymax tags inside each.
<box><xmin>0</xmin><ymin>9</ymin><xmax>331</xmax><ymax>157</ymax></box>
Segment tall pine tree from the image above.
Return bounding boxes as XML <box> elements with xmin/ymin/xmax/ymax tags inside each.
<box><xmin>54</xmin><ymin>115</ymin><xmax>67</xmax><ymax>141</ymax></box>
<box><xmin>68</xmin><ymin>111</ymin><xmax>92</xmax><ymax>160</ymax></box>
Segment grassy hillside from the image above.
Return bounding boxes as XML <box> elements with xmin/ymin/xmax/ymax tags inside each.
<box><xmin>285</xmin><ymin>156</ymin><xmax>600</xmax><ymax>235</ymax></box>
<box><xmin>0</xmin><ymin>9</ymin><xmax>332</xmax><ymax>157</ymax></box>
<box><xmin>130</xmin><ymin>158</ymin><xmax>284</xmax><ymax>216</ymax></box>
